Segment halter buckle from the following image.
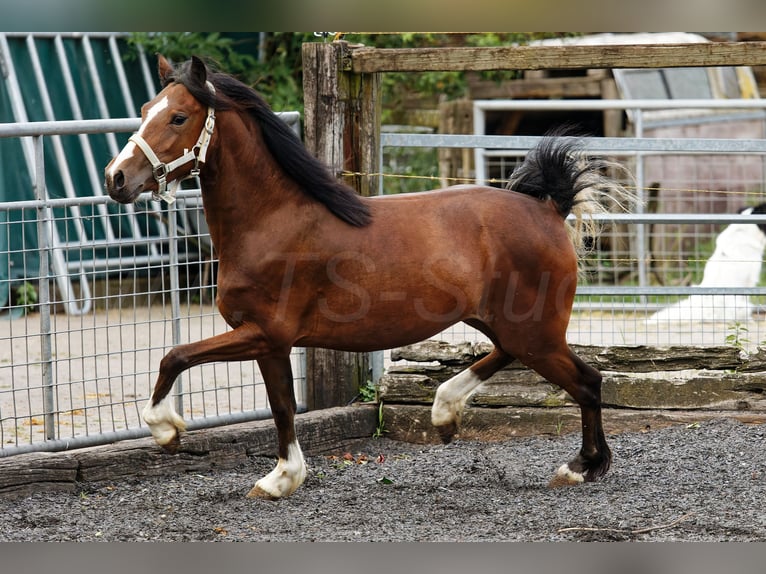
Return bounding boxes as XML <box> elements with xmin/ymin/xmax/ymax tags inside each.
<box><xmin>152</xmin><ymin>163</ymin><xmax>167</xmax><ymax>181</ymax></box>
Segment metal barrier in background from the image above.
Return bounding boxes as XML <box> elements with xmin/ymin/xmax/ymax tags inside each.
<box><xmin>0</xmin><ymin>33</ymin><xmax>159</xmax><ymax>315</ymax></box>
<box><xmin>377</xmin><ymin>100</ymin><xmax>766</xmax><ymax>375</ymax></box>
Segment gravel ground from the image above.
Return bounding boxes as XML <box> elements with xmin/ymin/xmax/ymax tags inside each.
<box><xmin>1</xmin><ymin>417</ymin><xmax>765</xmax><ymax>542</ymax></box>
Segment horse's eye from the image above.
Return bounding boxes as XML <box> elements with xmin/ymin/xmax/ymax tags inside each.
<box><xmin>171</xmin><ymin>114</ymin><xmax>187</xmax><ymax>126</ymax></box>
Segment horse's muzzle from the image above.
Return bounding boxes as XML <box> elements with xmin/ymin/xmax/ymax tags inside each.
<box><xmin>105</xmin><ymin>169</ymin><xmax>143</xmax><ymax>204</ymax></box>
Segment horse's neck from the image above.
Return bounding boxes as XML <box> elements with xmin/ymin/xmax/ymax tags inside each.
<box><xmin>198</xmin><ymin>112</ymin><xmax>308</xmax><ymax>249</ymax></box>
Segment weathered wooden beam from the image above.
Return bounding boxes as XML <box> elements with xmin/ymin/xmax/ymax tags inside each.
<box><xmin>301</xmin><ymin>41</ymin><xmax>381</xmax><ymax>409</ymax></box>
<box><xmin>390</xmin><ymin>340</ymin><xmax>747</xmax><ymax>372</ymax></box>
<box><xmin>349</xmin><ymin>42</ymin><xmax>766</xmax><ymax>73</ymax></box>
<box><xmin>380</xmin><ymin>367</ymin><xmax>766</xmax><ymax>411</ymax></box>
<box><xmin>0</xmin><ymin>406</ymin><xmax>378</xmax><ymax>499</ymax></box>
<box><xmin>467</xmin><ymin>75</ymin><xmax>603</xmax><ymax>99</ymax></box>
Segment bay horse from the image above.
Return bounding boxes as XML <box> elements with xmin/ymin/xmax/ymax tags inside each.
<box><xmin>105</xmin><ymin>55</ymin><xmax>632</xmax><ymax>499</ymax></box>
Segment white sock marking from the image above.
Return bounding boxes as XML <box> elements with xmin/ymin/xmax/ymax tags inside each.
<box><xmin>142</xmin><ymin>396</ymin><xmax>186</xmax><ymax>446</ymax></box>
<box><xmin>554</xmin><ymin>463</ymin><xmax>585</xmax><ymax>484</ymax></box>
<box><xmin>431</xmin><ymin>369</ymin><xmax>484</xmax><ymax>428</ymax></box>
<box><xmin>252</xmin><ymin>441</ymin><xmax>307</xmax><ymax>498</ymax></box>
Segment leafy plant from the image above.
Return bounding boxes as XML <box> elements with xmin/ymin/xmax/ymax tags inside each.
<box><xmin>14</xmin><ymin>281</ymin><xmax>38</xmax><ymax>314</ymax></box>
<box><xmin>126</xmin><ymin>32</ymin><xmax>313</xmax><ymax>113</ymax></box>
<box><xmin>358</xmin><ymin>379</ymin><xmax>378</xmax><ymax>403</ymax></box>
<box><xmin>725</xmin><ymin>321</ymin><xmax>750</xmax><ymax>351</ymax></box>
<box><xmin>373</xmin><ymin>402</ymin><xmax>387</xmax><ymax>439</ymax></box>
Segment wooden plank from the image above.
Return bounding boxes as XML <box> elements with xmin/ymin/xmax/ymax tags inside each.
<box><xmin>304</xmin><ymin>347</ymin><xmax>369</xmax><ymax>411</ymax></box>
<box><xmin>390</xmin><ymin>340</ymin><xmax>745</xmax><ymax>372</ymax></box>
<box><xmin>576</xmin><ymin>345</ymin><xmax>743</xmax><ymax>372</ymax></box>
<box><xmin>467</xmin><ymin>75</ymin><xmax>603</xmax><ymax>99</ymax></box>
<box><xmin>0</xmin><ymin>406</ymin><xmax>378</xmax><ymax>499</ymax></box>
<box><xmin>390</xmin><ymin>339</ymin><xmax>476</xmax><ymax>364</ymax></box>
<box><xmin>0</xmin><ymin>453</ymin><xmax>78</xmax><ymax>498</ymax></box>
<box><xmin>381</xmin><ymin>366</ymin><xmax>766</xmax><ymax>411</ymax></box>
<box><xmin>379</xmin><ymin>373</ymin><xmax>439</xmax><ymax>404</ymax></box>
<box><xmin>349</xmin><ymin>42</ymin><xmax>766</xmax><ymax>73</ymax></box>
<box><xmin>601</xmin><ymin>373</ymin><xmax>766</xmax><ymax>411</ymax></box>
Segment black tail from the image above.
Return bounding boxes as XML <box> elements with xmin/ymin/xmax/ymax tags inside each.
<box><xmin>507</xmin><ymin>126</ymin><xmax>635</xmax><ymax>251</ymax></box>
<box><xmin>507</xmin><ymin>126</ymin><xmax>616</xmax><ymax>219</ymax></box>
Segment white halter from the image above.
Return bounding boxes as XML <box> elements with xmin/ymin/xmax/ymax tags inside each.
<box><xmin>129</xmin><ymin>80</ymin><xmax>216</xmax><ymax>204</ymax></box>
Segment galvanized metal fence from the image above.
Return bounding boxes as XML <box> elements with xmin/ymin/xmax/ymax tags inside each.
<box><xmin>0</xmin><ymin>119</ymin><xmax>306</xmax><ymax>457</ymax></box>
<box><xmin>379</xmin><ymin>98</ymin><xmax>766</xmax><ymax>361</ymax></box>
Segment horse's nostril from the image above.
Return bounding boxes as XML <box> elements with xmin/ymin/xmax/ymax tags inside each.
<box><xmin>113</xmin><ymin>170</ymin><xmax>125</xmax><ymax>190</ymax></box>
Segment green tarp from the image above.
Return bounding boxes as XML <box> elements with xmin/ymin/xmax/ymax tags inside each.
<box><xmin>0</xmin><ymin>34</ymin><xmax>160</xmax><ymax>309</ymax></box>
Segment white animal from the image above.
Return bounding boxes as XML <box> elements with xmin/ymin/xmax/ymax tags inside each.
<box><xmin>646</xmin><ymin>204</ymin><xmax>766</xmax><ymax>324</ymax></box>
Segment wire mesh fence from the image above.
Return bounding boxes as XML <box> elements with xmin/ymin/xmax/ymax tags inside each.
<box><xmin>0</xmin><ymin>187</ymin><xmax>306</xmax><ymax>456</ymax></box>
<box><xmin>380</xmin><ymin>107</ymin><xmax>766</xmax><ymax>358</ymax></box>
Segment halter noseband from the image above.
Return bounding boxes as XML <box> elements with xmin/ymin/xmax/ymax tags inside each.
<box><xmin>129</xmin><ymin>80</ymin><xmax>217</xmax><ymax>204</ymax></box>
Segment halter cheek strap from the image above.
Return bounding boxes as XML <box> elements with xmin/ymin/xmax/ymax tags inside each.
<box><xmin>129</xmin><ymin>80</ymin><xmax>216</xmax><ymax>204</ymax></box>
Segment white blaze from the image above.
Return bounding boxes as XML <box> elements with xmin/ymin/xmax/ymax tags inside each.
<box><xmin>107</xmin><ymin>96</ymin><xmax>169</xmax><ymax>178</ymax></box>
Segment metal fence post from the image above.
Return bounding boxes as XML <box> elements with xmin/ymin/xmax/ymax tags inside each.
<box><xmin>32</xmin><ymin>135</ymin><xmax>55</xmax><ymax>440</ymax></box>
<box><xmin>167</xmin><ymin>200</ymin><xmax>184</xmax><ymax>416</ymax></box>
<box><xmin>634</xmin><ymin>108</ymin><xmax>648</xmax><ymax>300</ymax></box>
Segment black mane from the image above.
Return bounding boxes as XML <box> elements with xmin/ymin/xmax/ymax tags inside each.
<box><xmin>169</xmin><ymin>59</ymin><xmax>372</xmax><ymax>227</ymax></box>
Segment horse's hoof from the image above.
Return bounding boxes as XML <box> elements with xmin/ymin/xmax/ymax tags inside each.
<box><xmin>246</xmin><ymin>485</ymin><xmax>279</xmax><ymax>500</ymax></box>
<box><xmin>434</xmin><ymin>422</ymin><xmax>458</xmax><ymax>444</ymax></box>
<box><xmin>548</xmin><ymin>463</ymin><xmax>585</xmax><ymax>488</ymax></box>
<box><xmin>160</xmin><ymin>434</ymin><xmax>182</xmax><ymax>454</ymax></box>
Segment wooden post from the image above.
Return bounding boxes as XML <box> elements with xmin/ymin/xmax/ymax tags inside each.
<box><xmin>301</xmin><ymin>40</ymin><xmax>381</xmax><ymax>410</ymax></box>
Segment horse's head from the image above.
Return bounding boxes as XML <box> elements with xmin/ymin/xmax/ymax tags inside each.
<box><xmin>105</xmin><ymin>55</ymin><xmax>216</xmax><ymax>204</ymax></box>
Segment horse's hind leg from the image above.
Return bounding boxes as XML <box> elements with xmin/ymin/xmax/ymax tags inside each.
<box><xmin>247</xmin><ymin>356</ymin><xmax>307</xmax><ymax>499</ymax></box>
<box><xmin>523</xmin><ymin>346</ymin><xmax>611</xmax><ymax>485</ymax></box>
<box><xmin>431</xmin><ymin>347</ymin><xmax>513</xmax><ymax>442</ymax></box>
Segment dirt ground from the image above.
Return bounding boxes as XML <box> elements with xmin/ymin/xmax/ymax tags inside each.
<box><xmin>1</xmin><ymin>416</ymin><xmax>765</xmax><ymax>542</ymax></box>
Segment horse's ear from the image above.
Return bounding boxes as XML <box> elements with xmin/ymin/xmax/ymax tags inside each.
<box><xmin>157</xmin><ymin>54</ymin><xmax>174</xmax><ymax>86</ymax></box>
<box><xmin>189</xmin><ymin>56</ymin><xmax>208</xmax><ymax>89</ymax></box>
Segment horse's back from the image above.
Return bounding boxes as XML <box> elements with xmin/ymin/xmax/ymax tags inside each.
<box><xmin>367</xmin><ymin>185</ymin><xmax>575</xmax><ymax>265</ymax></box>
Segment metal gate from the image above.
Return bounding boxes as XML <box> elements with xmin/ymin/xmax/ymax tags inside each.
<box><xmin>0</xmin><ymin>32</ymin><xmax>166</xmax><ymax>315</ymax></box>
<box><xmin>0</xmin><ymin>33</ymin><xmax>306</xmax><ymax>456</ymax></box>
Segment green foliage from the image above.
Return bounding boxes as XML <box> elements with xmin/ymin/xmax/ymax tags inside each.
<box><xmin>126</xmin><ymin>32</ymin><xmax>314</xmax><ymax>112</ymax></box>
<box><xmin>127</xmin><ymin>32</ymin><xmax>255</xmax><ymax>71</ymax></box>
<box><xmin>373</xmin><ymin>402</ymin><xmax>387</xmax><ymax>439</ymax></box>
<box><xmin>358</xmin><ymin>379</ymin><xmax>378</xmax><ymax>402</ymax></box>
<box><xmin>725</xmin><ymin>321</ymin><xmax>750</xmax><ymax>351</ymax></box>
<box><xmin>14</xmin><ymin>281</ymin><xmax>37</xmax><ymax>314</ymax></box>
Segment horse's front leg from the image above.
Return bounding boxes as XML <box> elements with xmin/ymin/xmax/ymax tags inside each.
<box><xmin>246</xmin><ymin>356</ymin><xmax>307</xmax><ymax>499</ymax></box>
<box><xmin>143</xmin><ymin>325</ymin><xmax>275</xmax><ymax>452</ymax></box>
